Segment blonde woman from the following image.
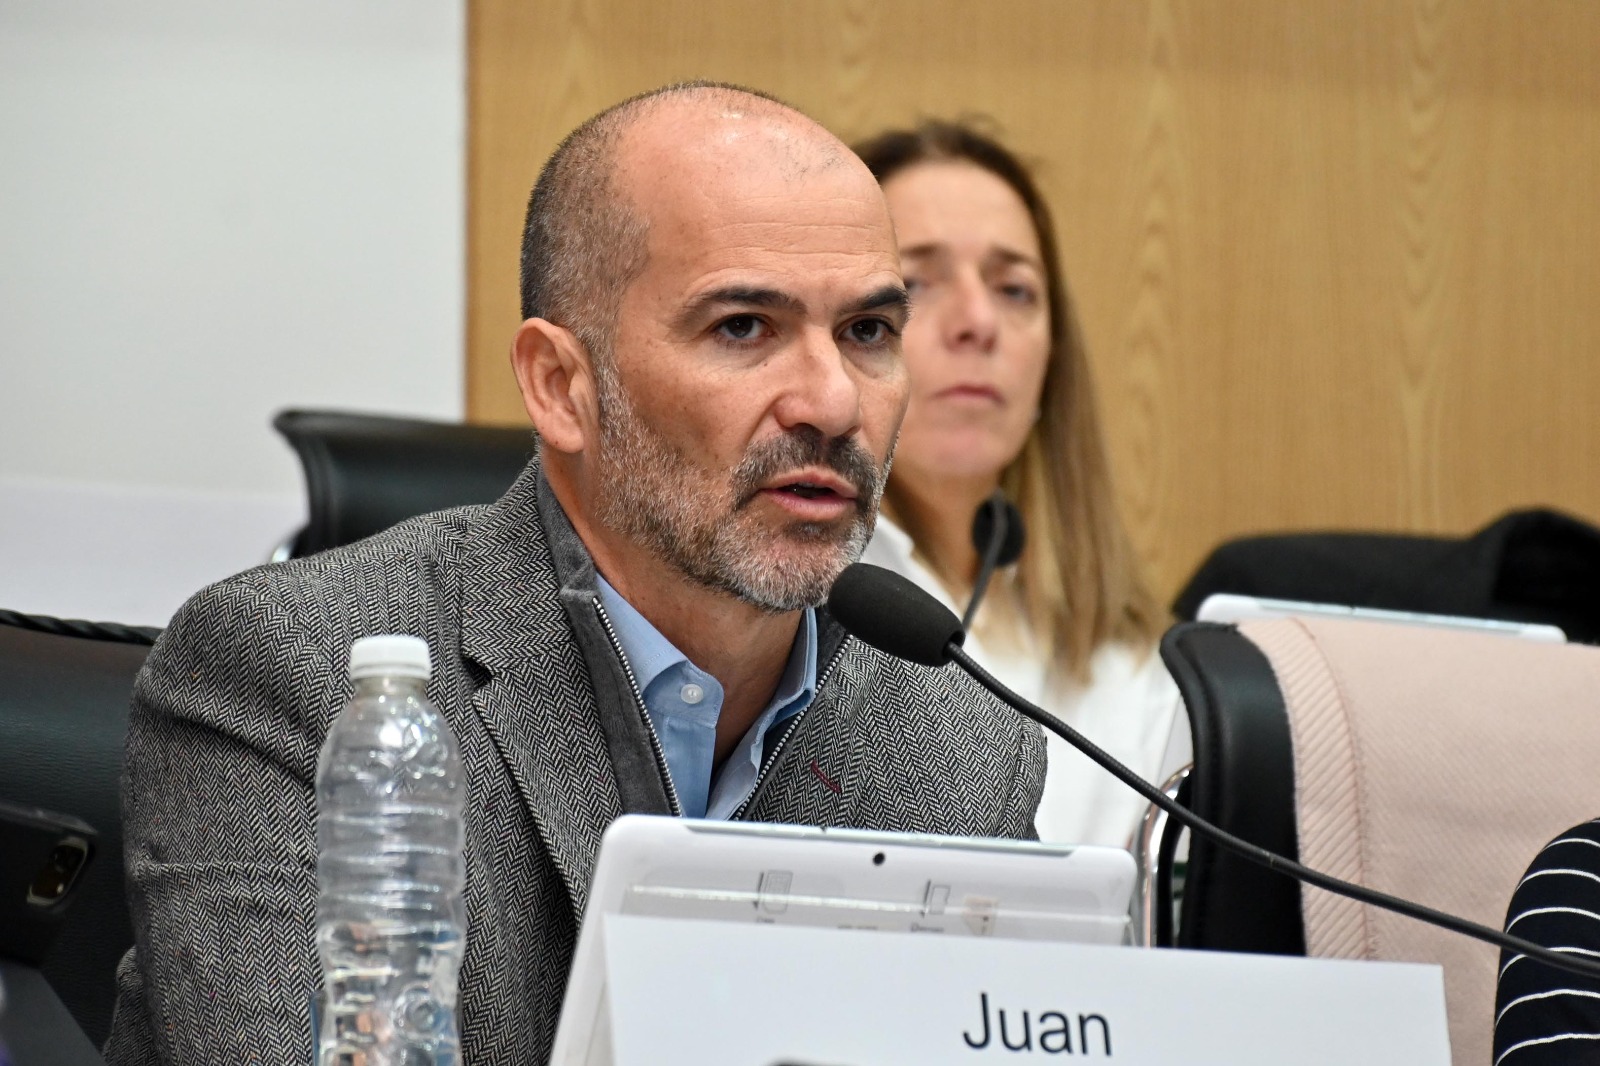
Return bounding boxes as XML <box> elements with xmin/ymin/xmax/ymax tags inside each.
<box><xmin>855</xmin><ymin>121</ymin><xmax>1187</xmax><ymax>847</ymax></box>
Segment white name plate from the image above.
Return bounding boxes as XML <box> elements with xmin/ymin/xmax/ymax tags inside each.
<box><xmin>603</xmin><ymin>914</ymin><xmax>1450</xmax><ymax>1065</ymax></box>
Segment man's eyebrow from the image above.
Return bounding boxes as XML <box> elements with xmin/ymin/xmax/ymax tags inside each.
<box><xmin>845</xmin><ymin>284</ymin><xmax>911</xmax><ymax>319</ymax></box>
<box><xmin>674</xmin><ymin>284</ymin><xmax>909</xmax><ymax>330</ymax></box>
<box><xmin>676</xmin><ymin>286</ymin><xmax>806</xmax><ymax>329</ymax></box>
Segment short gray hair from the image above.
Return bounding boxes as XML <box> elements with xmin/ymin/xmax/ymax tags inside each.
<box><xmin>518</xmin><ymin>81</ymin><xmax>789</xmax><ymax>360</ymax></box>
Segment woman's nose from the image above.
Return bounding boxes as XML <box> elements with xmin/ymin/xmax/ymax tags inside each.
<box><xmin>942</xmin><ymin>273</ymin><xmax>999</xmax><ymax>353</ymax></box>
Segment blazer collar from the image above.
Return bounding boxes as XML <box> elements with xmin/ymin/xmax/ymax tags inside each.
<box><xmin>456</xmin><ymin>458</ymin><xmax>622</xmax><ymax>914</ymax></box>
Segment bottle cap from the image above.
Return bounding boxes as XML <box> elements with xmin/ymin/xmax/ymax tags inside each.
<box><xmin>348</xmin><ymin>634</ymin><xmax>432</xmax><ymax>681</ymax></box>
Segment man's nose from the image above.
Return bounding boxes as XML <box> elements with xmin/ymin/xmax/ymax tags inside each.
<box><xmin>772</xmin><ymin>328</ymin><xmax>863</xmax><ymax>440</ymax></box>
<box><xmin>943</xmin><ymin>271</ymin><xmax>999</xmax><ymax>353</ymax></box>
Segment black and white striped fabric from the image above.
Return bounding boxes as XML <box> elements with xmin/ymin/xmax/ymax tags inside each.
<box><xmin>1494</xmin><ymin>819</ymin><xmax>1600</xmax><ymax>1065</ymax></box>
<box><xmin>101</xmin><ymin>461</ymin><xmax>1045</xmax><ymax>1065</ymax></box>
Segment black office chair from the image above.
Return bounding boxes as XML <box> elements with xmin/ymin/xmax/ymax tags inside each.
<box><xmin>273</xmin><ymin>408</ymin><xmax>536</xmax><ymax>558</ymax></box>
<box><xmin>0</xmin><ymin>609</ymin><xmax>158</xmax><ymax>1048</ymax></box>
<box><xmin>1174</xmin><ymin>509</ymin><xmax>1600</xmax><ymax>644</ymax></box>
<box><xmin>1145</xmin><ymin>622</ymin><xmax>1305</xmax><ymax>955</ymax></box>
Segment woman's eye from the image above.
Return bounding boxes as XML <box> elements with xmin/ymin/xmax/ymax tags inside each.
<box><xmin>1000</xmin><ymin>282</ymin><xmax>1039</xmax><ymax>306</ymax></box>
<box><xmin>716</xmin><ymin>315</ymin><xmax>766</xmax><ymax>342</ymax></box>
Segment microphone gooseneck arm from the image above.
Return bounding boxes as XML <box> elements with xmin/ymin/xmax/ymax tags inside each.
<box><xmin>962</xmin><ymin>493</ymin><xmax>1024</xmax><ymax>629</ymax></box>
<box><xmin>945</xmin><ymin>642</ymin><xmax>1600</xmax><ymax>984</ymax></box>
<box><xmin>963</xmin><ymin>498</ymin><xmax>1008</xmax><ymax>629</ymax></box>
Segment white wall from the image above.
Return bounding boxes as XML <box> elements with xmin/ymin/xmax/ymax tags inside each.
<box><xmin>0</xmin><ymin>0</ymin><xmax>465</xmax><ymax>624</ymax></box>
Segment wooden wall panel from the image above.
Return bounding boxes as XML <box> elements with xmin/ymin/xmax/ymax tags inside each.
<box><xmin>467</xmin><ymin>0</ymin><xmax>1600</xmax><ymax>601</ymax></box>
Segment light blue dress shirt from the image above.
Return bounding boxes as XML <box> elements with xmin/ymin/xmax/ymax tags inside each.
<box><xmin>595</xmin><ymin>575</ymin><xmax>818</xmax><ymax>819</ymax></box>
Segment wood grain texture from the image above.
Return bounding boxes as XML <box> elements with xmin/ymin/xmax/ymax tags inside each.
<box><xmin>467</xmin><ymin>0</ymin><xmax>1600</xmax><ymax>601</ymax></box>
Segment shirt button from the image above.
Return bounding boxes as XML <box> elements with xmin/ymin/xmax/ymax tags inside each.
<box><xmin>680</xmin><ymin>683</ymin><xmax>705</xmax><ymax>705</ymax></box>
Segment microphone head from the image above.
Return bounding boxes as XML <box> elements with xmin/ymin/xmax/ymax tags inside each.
<box><xmin>827</xmin><ymin>563</ymin><xmax>965</xmax><ymax>668</ymax></box>
<box><xmin>971</xmin><ymin>494</ymin><xmax>1026</xmax><ymax>568</ymax></box>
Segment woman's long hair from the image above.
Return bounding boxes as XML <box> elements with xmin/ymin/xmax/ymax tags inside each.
<box><xmin>854</xmin><ymin>119</ymin><xmax>1164</xmax><ymax>682</ymax></box>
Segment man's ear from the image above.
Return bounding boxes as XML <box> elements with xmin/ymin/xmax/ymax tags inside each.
<box><xmin>510</xmin><ymin>318</ymin><xmax>597</xmax><ymax>455</ymax></box>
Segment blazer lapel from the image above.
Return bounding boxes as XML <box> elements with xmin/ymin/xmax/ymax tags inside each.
<box><xmin>457</xmin><ymin>463</ymin><xmax>621</xmax><ymax>915</ymax></box>
<box><xmin>744</xmin><ymin>623</ymin><xmax>857</xmax><ymax>828</ymax></box>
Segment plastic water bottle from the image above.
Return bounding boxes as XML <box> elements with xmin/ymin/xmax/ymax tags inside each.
<box><xmin>316</xmin><ymin>635</ymin><xmax>466</xmax><ymax>1066</ymax></box>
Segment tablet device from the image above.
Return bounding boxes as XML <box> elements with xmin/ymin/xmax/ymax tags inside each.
<box><xmin>1197</xmin><ymin>593</ymin><xmax>1568</xmax><ymax>643</ymax></box>
<box><xmin>550</xmin><ymin>816</ymin><xmax>1136</xmax><ymax>1066</ymax></box>
<box><xmin>0</xmin><ymin>798</ymin><xmax>97</xmax><ymax>966</ymax></box>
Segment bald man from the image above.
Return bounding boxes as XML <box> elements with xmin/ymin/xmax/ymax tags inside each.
<box><xmin>105</xmin><ymin>83</ymin><xmax>1045</xmax><ymax>1065</ymax></box>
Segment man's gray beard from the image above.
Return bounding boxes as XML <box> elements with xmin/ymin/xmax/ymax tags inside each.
<box><xmin>592</xmin><ymin>363</ymin><xmax>887</xmax><ymax>613</ymax></box>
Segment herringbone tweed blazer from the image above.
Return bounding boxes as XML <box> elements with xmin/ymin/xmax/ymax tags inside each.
<box><xmin>103</xmin><ymin>462</ymin><xmax>1045</xmax><ymax>1065</ymax></box>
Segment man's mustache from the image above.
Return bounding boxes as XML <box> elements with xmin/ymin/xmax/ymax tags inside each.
<box><xmin>732</xmin><ymin>429</ymin><xmax>883</xmax><ymax>511</ymax></box>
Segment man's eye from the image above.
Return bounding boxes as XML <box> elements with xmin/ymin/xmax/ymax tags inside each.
<box><xmin>716</xmin><ymin>315</ymin><xmax>766</xmax><ymax>341</ymax></box>
<box><xmin>847</xmin><ymin>318</ymin><xmax>896</xmax><ymax>346</ymax></box>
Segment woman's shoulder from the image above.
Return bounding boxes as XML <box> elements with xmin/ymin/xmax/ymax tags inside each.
<box><xmin>859</xmin><ymin>514</ymin><xmax>917</xmax><ymax>571</ymax></box>
<box><xmin>1069</xmin><ymin>639</ymin><xmax>1182</xmax><ymax>723</ymax></box>
<box><xmin>858</xmin><ymin>517</ymin><xmax>963</xmax><ymax>609</ymax></box>
<box><xmin>1085</xmin><ymin>639</ymin><xmax>1166</xmax><ymax>685</ymax></box>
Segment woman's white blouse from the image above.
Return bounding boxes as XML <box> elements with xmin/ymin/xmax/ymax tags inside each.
<box><xmin>860</xmin><ymin>517</ymin><xmax>1191</xmax><ymax>849</ymax></box>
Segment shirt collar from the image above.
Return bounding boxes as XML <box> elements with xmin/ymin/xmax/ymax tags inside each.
<box><xmin>771</xmin><ymin>603</ymin><xmax>818</xmax><ymax>716</ymax></box>
<box><xmin>594</xmin><ymin>573</ymin><xmax>818</xmax><ymax>711</ymax></box>
<box><xmin>594</xmin><ymin>574</ymin><xmax>687</xmax><ymax>695</ymax></box>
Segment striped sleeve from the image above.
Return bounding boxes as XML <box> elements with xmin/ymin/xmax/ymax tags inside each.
<box><xmin>1494</xmin><ymin>819</ymin><xmax>1600</xmax><ymax>1066</ymax></box>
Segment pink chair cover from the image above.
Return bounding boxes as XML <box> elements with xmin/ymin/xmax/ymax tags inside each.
<box><xmin>1240</xmin><ymin>617</ymin><xmax>1600</xmax><ymax>1064</ymax></box>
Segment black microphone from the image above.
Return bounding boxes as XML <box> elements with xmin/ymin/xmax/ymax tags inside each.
<box><xmin>963</xmin><ymin>492</ymin><xmax>1025</xmax><ymax>629</ymax></box>
<box><xmin>829</xmin><ymin>562</ymin><xmax>964</xmax><ymax>667</ymax></box>
<box><xmin>826</xmin><ymin>561</ymin><xmax>1600</xmax><ymax>984</ymax></box>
